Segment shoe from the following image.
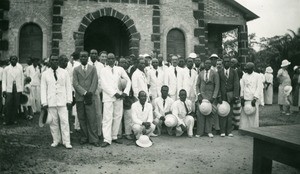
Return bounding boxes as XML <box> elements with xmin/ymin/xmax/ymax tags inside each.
<box><xmin>188</xmin><ymin>135</ymin><xmax>193</xmax><ymax>138</ymax></box>
<box><xmin>64</xmin><ymin>144</ymin><xmax>72</xmax><ymax>149</ymax></box>
<box><xmin>125</xmin><ymin>135</ymin><xmax>133</xmax><ymax>140</ymax></box>
<box><xmin>79</xmin><ymin>140</ymin><xmax>88</xmax><ymax>145</ymax></box>
<box><xmin>208</xmin><ymin>133</ymin><xmax>214</xmax><ymax>138</ymax></box>
<box><xmin>51</xmin><ymin>142</ymin><xmax>59</xmax><ymax>147</ymax></box>
<box><xmin>220</xmin><ymin>133</ymin><xmax>225</xmax><ymax>137</ymax></box>
<box><xmin>91</xmin><ymin>142</ymin><xmax>100</xmax><ymax>147</ymax></box>
<box><xmin>149</xmin><ymin>133</ymin><xmax>158</xmax><ymax>137</ymax></box>
<box><xmin>195</xmin><ymin>135</ymin><xmax>200</xmax><ymax>138</ymax></box>
<box><xmin>101</xmin><ymin>142</ymin><xmax>110</xmax><ymax>148</ymax></box>
<box><xmin>286</xmin><ymin>112</ymin><xmax>291</xmax><ymax>116</ymax></box>
<box><xmin>228</xmin><ymin>133</ymin><xmax>233</xmax><ymax>137</ymax></box>
<box><xmin>112</xmin><ymin>139</ymin><xmax>123</xmax><ymax>144</ymax></box>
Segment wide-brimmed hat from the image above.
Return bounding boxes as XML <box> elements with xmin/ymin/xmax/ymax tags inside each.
<box><xmin>136</xmin><ymin>135</ymin><xmax>153</xmax><ymax>148</ymax></box>
<box><xmin>209</xmin><ymin>54</ymin><xmax>219</xmax><ymax>59</ymax></box>
<box><xmin>20</xmin><ymin>94</ymin><xmax>28</xmax><ymax>105</ymax></box>
<box><xmin>199</xmin><ymin>99</ymin><xmax>212</xmax><ymax>116</ymax></box>
<box><xmin>164</xmin><ymin>114</ymin><xmax>178</xmax><ymax>127</ymax></box>
<box><xmin>283</xmin><ymin>85</ymin><xmax>292</xmax><ymax>95</ymax></box>
<box><xmin>188</xmin><ymin>53</ymin><xmax>197</xmax><ymax>59</ymax></box>
<box><xmin>265</xmin><ymin>66</ymin><xmax>273</xmax><ymax>73</ymax></box>
<box><xmin>38</xmin><ymin>108</ymin><xmax>52</xmax><ymax>127</ymax></box>
<box><xmin>217</xmin><ymin>101</ymin><xmax>230</xmax><ymax>117</ymax></box>
<box><xmin>281</xmin><ymin>59</ymin><xmax>291</xmax><ymax>67</ymax></box>
<box><xmin>243</xmin><ymin>101</ymin><xmax>256</xmax><ymax>116</ymax></box>
<box><xmin>118</xmin><ymin>78</ymin><xmax>127</xmax><ymax>91</ymax></box>
<box><xmin>294</xmin><ymin>66</ymin><xmax>299</xmax><ymax>71</ymax></box>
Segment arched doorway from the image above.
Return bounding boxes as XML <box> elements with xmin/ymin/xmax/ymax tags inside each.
<box><xmin>167</xmin><ymin>28</ymin><xmax>186</xmax><ymax>58</ymax></box>
<box><xmin>84</xmin><ymin>16</ymin><xmax>130</xmax><ymax>58</ymax></box>
<box><xmin>19</xmin><ymin>23</ymin><xmax>43</xmax><ymax>63</ymax></box>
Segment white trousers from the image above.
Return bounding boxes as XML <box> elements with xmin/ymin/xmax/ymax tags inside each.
<box><xmin>48</xmin><ymin>106</ymin><xmax>71</xmax><ymax>145</ymax></box>
<box><xmin>132</xmin><ymin>123</ymin><xmax>155</xmax><ymax>139</ymax></box>
<box><xmin>172</xmin><ymin>116</ymin><xmax>194</xmax><ymax>137</ymax></box>
<box><xmin>94</xmin><ymin>92</ymin><xmax>103</xmax><ymax>136</ymax></box>
<box><xmin>102</xmin><ymin>99</ymin><xmax>123</xmax><ymax>144</ymax></box>
<box><xmin>73</xmin><ymin>104</ymin><xmax>80</xmax><ymax>130</ymax></box>
<box><xmin>31</xmin><ymin>85</ymin><xmax>41</xmax><ymax>113</ymax></box>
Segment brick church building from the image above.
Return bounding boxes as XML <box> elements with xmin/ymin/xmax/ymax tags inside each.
<box><xmin>0</xmin><ymin>0</ymin><xmax>258</xmax><ymax>63</ymax></box>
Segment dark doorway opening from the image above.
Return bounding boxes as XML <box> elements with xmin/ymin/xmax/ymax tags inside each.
<box><xmin>84</xmin><ymin>16</ymin><xmax>130</xmax><ymax>58</ymax></box>
<box><xmin>167</xmin><ymin>28</ymin><xmax>186</xmax><ymax>58</ymax></box>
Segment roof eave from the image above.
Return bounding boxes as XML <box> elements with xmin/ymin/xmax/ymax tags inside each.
<box><xmin>224</xmin><ymin>0</ymin><xmax>259</xmax><ymax>21</ymax></box>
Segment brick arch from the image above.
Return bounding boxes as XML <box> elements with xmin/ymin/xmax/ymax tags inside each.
<box><xmin>74</xmin><ymin>8</ymin><xmax>140</xmax><ymax>56</ymax></box>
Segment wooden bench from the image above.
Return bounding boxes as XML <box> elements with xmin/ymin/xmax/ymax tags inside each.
<box><xmin>240</xmin><ymin>124</ymin><xmax>300</xmax><ymax>174</ymax></box>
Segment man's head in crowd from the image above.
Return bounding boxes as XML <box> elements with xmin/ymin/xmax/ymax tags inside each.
<box><xmin>144</xmin><ymin>54</ymin><xmax>151</xmax><ymax>67</ymax></box>
<box><xmin>204</xmin><ymin>59</ymin><xmax>212</xmax><ymax>71</ymax></box>
<box><xmin>179</xmin><ymin>89</ymin><xmax>187</xmax><ymax>102</ymax></box>
<box><xmin>137</xmin><ymin>58</ymin><xmax>146</xmax><ymax>72</ymax></box>
<box><xmin>157</xmin><ymin>54</ymin><xmax>163</xmax><ymax>66</ymax></box>
<box><xmin>223</xmin><ymin>57</ymin><xmax>231</xmax><ymax>70</ymax></box>
<box><xmin>59</xmin><ymin>54</ymin><xmax>68</xmax><ymax>69</ymax></box>
<box><xmin>244</xmin><ymin>62</ymin><xmax>255</xmax><ymax>74</ymax></box>
<box><xmin>151</xmin><ymin>58</ymin><xmax>159</xmax><ymax>70</ymax></box>
<box><xmin>106</xmin><ymin>53</ymin><xmax>115</xmax><ymax>67</ymax></box>
<box><xmin>178</xmin><ymin>57</ymin><xmax>185</xmax><ymax>68</ymax></box>
<box><xmin>71</xmin><ymin>52</ymin><xmax>80</xmax><ymax>61</ymax></box>
<box><xmin>171</xmin><ymin>55</ymin><xmax>178</xmax><ymax>67</ymax></box>
<box><xmin>216</xmin><ymin>59</ymin><xmax>223</xmax><ymax>71</ymax></box>
<box><xmin>161</xmin><ymin>85</ymin><xmax>169</xmax><ymax>100</ymax></box>
<box><xmin>90</xmin><ymin>49</ymin><xmax>98</xmax><ymax>63</ymax></box>
<box><xmin>79</xmin><ymin>51</ymin><xmax>89</xmax><ymax>66</ymax></box>
<box><xmin>32</xmin><ymin>58</ymin><xmax>39</xmax><ymax>68</ymax></box>
<box><xmin>194</xmin><ymin>57</ymin><xmax>201</xmax><ymax>68</ymax></box>
<box><xmin>186</xmin><ymin>57</ymin><xmax>194</xmax><ymax>69</ymax></box>
<box><xmin>230</xmin><ymin>58</ymin><xmax>238</xmax><ymax>69</ymax></box>
<box><xmin>209</xmin><ymin>54</ymin><xmax>219</xmax><ymax>67</ymax></box>
<box><xmin>50</xmin><ymin>54</ymin><xmax>59</xmax><ymax>70</ymax></box>
<box><xmin>99</xmin><ymin>51</ymin><xmax>108</xmax><ymax>65</ymax></box>
<box><xmin>10</xmin><ymin>55</ymin><xmax>18</xmax><ymax>67</ymax></box>
<box><xmin>167</xmin><ymin>54</ymin><xmax>173</xmax><ymax>64</ymax></box>
<box><xmin>118</xmin><ymin>58</ymin><xmax>128</xmax><ymax>70</ymax></box>
<box><xmin>138</xmin><ymin>91</ymin><xmax>147</xmax><ymax>105</ymax></box>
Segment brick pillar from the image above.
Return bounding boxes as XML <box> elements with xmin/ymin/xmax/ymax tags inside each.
<box><xmin>51</xmin><ymin>0</ymin><xmax>64</xmax><ymax>55</ymax></box>
<box><xmin>151</xmin><ymin>4</ymin><xmax>161</xmax><ymax>56</ymax></box>
<box><xmin>193</xmin><ymin>0</ymin><xmax>207</xmax><ymax>59</ymax></box>
<box><xmin>238</xmin><ymin>25</ymin><xmax>249</xmax><ymax>64</ymax></box>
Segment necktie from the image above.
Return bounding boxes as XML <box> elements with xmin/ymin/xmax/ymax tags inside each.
<box><xmin>174</xmin><ymin>67</ymin><xmax>177</xmax><ymax>77</ymax></box>
<box><xmin>225</xmin><ymin>69</ymin><xmax>229</xmax><ymax>78</ymax></box>
<box><xmin>142</xmin><ymin>104</ymin><xmax>144</xmax><ymax>111</ymax></box>
<box><xmin>53</xmin><ymin>69</ymin><xmax>58</xmax><ymax>81</ymax></box>
<box><xmin>112</xmin><ymin>67</ymin><xmax>114</xmax><ymax>74</ymax></box>
<box><xmin>205</xmin><ymin>70</ymin><xmax>208</xmax><ymax>82</ymax></box>
<box><xmin>189</xmin><ymin>69</ymin><xmax>191</xmax><ymax>77</ymax></box>
<box><xmin>156</xmin><ymin>70</ymin><xmax>158</xmax><ymax>77</ymax></box>
<box><xmin>163</xmin><ymin>99</ymin><xmax>165</xmax><ymax>107</ymax></box>
<box><xmin>183</xmin><ymin>102</ymin><xmax>189</xmax><ymax>115</ymax></box>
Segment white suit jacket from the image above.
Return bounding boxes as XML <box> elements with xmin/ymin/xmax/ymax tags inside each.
<box><xmin>164</xmin><ymin>66</ymin><xmax>184</xmax><ymax>96</ymax></box>
<box><xmin>25</xmin><ymin>65</ymin><xmax>41</xmax><ymax>86</ymax></box>
<box><xmin>171</xmin><ymin>99</ymin><xmax>192</xmax><ymax>126</ymax></box>
<box><xmin>88</xmin><ymin>61</ymin><xmax>104</xmax><ymax>93</ymax></box>
<box><xmin>240</xmin><ymin>72</ymin><xmax>263</xmax><ymax>100</ymax></box>
<box><xmin>183</xmin><ymin>67</ymin><xmax>198</xmax><ymax>99</ymax></box>
<box><xmin>41</xmin><ymin>67</ymin><xmax>72</xmax><ymax>107</ymax></box>
<box><xmin>100</xmin><ymin>65</ymin><xmax>131</xmax><ymax>102</ymax></box>
<box><xmin>153</xmin><ymin>96</ymin><xmax>174</xmax><ymax>119</ymax></box>
<box><xmin>147</xmin><ymin>68</ymin><xmax>164</xmax><ymax>99</ymax></box>
<box><xmin>2</xmin><ymin>64</ymin><xmax>24</xmax><ymax>92</ymax></box>
<box><xmin>132</xmin><ymin>68</ymin><xmax>148</xmax><ymax>98</ymax></box>
<box><xmin>131</xmin><ymin>101</ymin><xmax>153</xmax><ymax>125</ymax></box>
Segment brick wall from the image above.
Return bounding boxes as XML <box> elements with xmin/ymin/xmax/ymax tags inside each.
<box><xmin>204</xmin><ymin>0</ymin><xmax>244</xmax><ymax>19</ymax></box>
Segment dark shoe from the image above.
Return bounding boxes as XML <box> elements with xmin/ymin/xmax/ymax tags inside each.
<box><xmin>79</xmin><ymin>140</ymin><xmax>88</xmax><ymax>145</ymax></box>
<box><xmin>112</xmin><ymin>139</ymin><xmax>123</xmax><ymax>144</ymax></box>
<box><xmin>101</xmin><ymin>142</ymin><xmax>110</xmax><ymax>148</ymax></box>
<box><xmin>91</xmin><ymin>142</ymin><xmax>100</xmax><ymax>147</ymax></box>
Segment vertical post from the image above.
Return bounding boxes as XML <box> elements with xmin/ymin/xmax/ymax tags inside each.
<box><xmin>238</xmin><ymin>25</ymin><xmax>249</xmax><ymax>65</ymax></box>
<box><xmin>252</xmin><ymin>138</ymin><xmax>272</xmax><ymax>174</ymax></box>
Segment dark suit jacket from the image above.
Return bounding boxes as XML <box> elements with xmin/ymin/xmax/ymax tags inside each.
<box><xmin>73</xmin><ymin>64</ymin><xmax>98</xmax><ymax>102</ymax></box>
<box><xmin>196</xmin><ymin>69</ymin><xmax>220</xmax><ymax>100</ymax></box>
<box><xmin>218</xmin><ymin>68</ymin><xmax>240</xmax><ymax>101</ymax></box>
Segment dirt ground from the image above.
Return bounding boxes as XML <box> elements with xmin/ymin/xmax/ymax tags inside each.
<box><xmin>1</xmin><ymin>104</ymin><xmax>300</xmax><ymax>174</ymax></box>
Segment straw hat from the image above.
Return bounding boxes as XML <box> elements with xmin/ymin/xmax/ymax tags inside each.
<box><xmin>188</xmin><ymin>53</ymin><xmax>197</xmax><ymax>59</ymax></box>
<box><xmin>199</xmin><ymin>99</ymin><xmax>212</xmax><ymax>116</ymax></box>
<box><xmin>281</xmin><ymin>59</ymin><xmax>291</xmax><ymax>67</ymax></box>
<box><xmin>265</xmin><ymin>66</ymin><xmax>273</xmax><ymax>73</ymax></box>
<box><xmin>243</xmin><ymin>101</ymin><xmax>256</xmax><ymax>116</ymax></box>
<box><xmin>294</xmin><ymin>66</ymin><xmax>299</xmax><ymax>71</ymax></box>
<box><xmin>164</xmin><ymin>114</ymin><xmax>178</xmax><ymax>127</ymax></box>
<box><xmin>217</xmin><ymin>101</ymin><xmax>230</xmax><ymax>117</ymax></box>
<box><xmin>38</xmin><ymin>108</ymin><xmax>52</xmax><ymax>127</ymax></box>
<box><xmin>136</xmin><ymin>135</ymin><xmax>153</xmax><ymax>148</ymax></box>
<box><xmin>283</xmin><ymin>86</ymin><xmax>292</xmax><ymax>95</ymax></box>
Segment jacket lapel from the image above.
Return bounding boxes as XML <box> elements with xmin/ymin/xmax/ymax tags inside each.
<box><xmin>85</xmin><ymin>65</ymin><xmax>92</xmax><ymax>78</ymax></box>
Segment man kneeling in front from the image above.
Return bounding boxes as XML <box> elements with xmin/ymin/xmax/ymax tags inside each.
<box><xmin>131</xmin><ymin>91</ymin><xmax>156</xmax><ymax>139</ymax></box>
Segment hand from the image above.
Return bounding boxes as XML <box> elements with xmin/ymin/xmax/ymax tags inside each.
<box><xmin>2</xmin><ymin>91</ymin><xmax>6</xmax><ymax>98</ymax></box>
<box><xmin>241</xmin><ymin>97</ymin><xmax>245</xmax><ymax>107</ymax></box>
<box><xmin>210</xmin><ymin>98</ymin><xmax>216</xmax><ymax>104</ymax></box>
<box><xmin>114</xmin><ymin>93</ymin><xmax>122</xmax><ymax>99</ymax></box>
<box><xmin>180</xmin><ymin>124</ymin><xmax>187</xmax><ymax>132</ymax></box>
<box><xmin>198</xmin><ymin>94</ymin><xmax>203</xmax><ymax>102</ymax></box>
<box><xmin>159</xmin><ymin>116</ymin><xmax>165</xmax><ymax>122</ymax></box>
<box><xmin>143</xmin><ymin>122</ymin><xmax>151</xmax><ymax>129</ymax></box>
<box><xmin>217</xmin><ymin>97</ymin><xmax>222</xmax><ymax>104</ymax></box>
<box><xmin>121</xmin><ymin>93</ymin><xmax>128</xmax><ymax>99</ymax></box>
<box><xmin>251</xmin><ymin>99</ymin><xmax>256</xmax><ymax>107</ymax></box>
<box><xmin>67</xmin><ymin>103</ymin><xmax>72</xmax><ymax>110</ymax></box>
<box><xmin>42</xmin><ymin>105</ymin><xmax>48</xmax><ymax>110</ymax></box>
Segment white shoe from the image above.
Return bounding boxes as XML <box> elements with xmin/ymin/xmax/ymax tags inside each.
<box><xmin>149</xmin><ymin>133</ymin><xmax>158</xmax><ymax>137</ymax></box>
<box><xmin>195</xmin><ymin>135</ymin><xmax>200</xmax><ymax>138</ymax></box>
<box><xmin>208</xmin><ymin>133</ymin><xmax>214</xmax><ymax>138</ymax></box>
<box><xmin>51</xmin><ymin>142</ymin><xmax>59</xmax><ymax>147</ymax></box>
<box><xmin>228</xmin><ymin>133</ymin><xmax>233</xmax><ymax>137</ymax></box>
<box><xmin>64</xmin><ymin>144</ymin><xmax>72</xmax><ymax>149</ymax></box>
<box><xmin>220</xmin><ymin>133</ymin><xmax>225</xmax><ymax>137</ymax></box>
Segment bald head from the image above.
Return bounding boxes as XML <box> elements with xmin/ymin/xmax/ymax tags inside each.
<box><xmin>245</xmin><ymin>62</ymin><xmax>255</xmax><ymax>74</ymax></box>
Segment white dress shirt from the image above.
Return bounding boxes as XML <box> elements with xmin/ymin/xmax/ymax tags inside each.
<box><xmin>171</xmin><ymin>99</ymin><xmax>192</xmax><ymax>126</ymax></box>
<box><xmin>3</xmin><ymin>64</ymin><xmax>24</xmax><ymax>92</ymax></box>
<box><xmin>240</xmin><ymin>72</ymin><xmax>263</xmax><ymax>100</ymax></box>
<box><xmin>41</xmin><ymin>67</ymin><xmax>72</xmax><ymax>107</ymax></box>
<box><xmin>131</xmin><ymin>101</ymin><xmax>153</xmax><ymax>125</ymax></box>
<box><xmin>100</xmin><ymin>65</ymin><xmax>131</xmax><ymax>102</ymax></box>
<box><xmin>132</xmin><ymin>68</ymin><xmax>148</xmax><ymax>98</ymax></box>
<box><xmin>153</xmin><ymin>96</ymin><xmax>174</xmax><ymax>119</ymax></box>
<box><xmin>183</xmin><ymin>67</ymin><xmax>198</xmax><ymax>99</ymax></box>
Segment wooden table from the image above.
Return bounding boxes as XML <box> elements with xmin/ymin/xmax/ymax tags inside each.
<box><xmin>240</xmin><ymin>124</ymin><xmax>300</xmax><ymax>174</ymax></box>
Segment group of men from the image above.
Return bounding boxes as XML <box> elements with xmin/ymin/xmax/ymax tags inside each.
<box><xmin>1</xmin><ymin>49</ymin><xmax>263</xmax><ymax>149</ymax></box>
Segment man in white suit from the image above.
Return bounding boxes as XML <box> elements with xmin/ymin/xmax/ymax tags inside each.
<box><xmin>147</xmin><ymin>58</ymin><xmax>164</xmax><ymax>103</ymax></box>
<box><xmin>164</xmin><ymin>55</ymin><xmax>184</xmax><ymax>101</ymax></box>
<box><xmin>2</xmin><ymin>56</ymin><xmax>23</xmax><ymax>125</ymax></box>
<box><xmin>100</xmin><ymin>53</ymin><xmax>131</xmax><ymax>147</ymax></box>
<box><xmin>132</xmin><ymin>58</ymin><xmax>148</xmax><ymax>98</ymax></box>
<box><xmin>41</xmin><ymin>54</ymin><xmax>73</xmax><ymax>149</ymax></box>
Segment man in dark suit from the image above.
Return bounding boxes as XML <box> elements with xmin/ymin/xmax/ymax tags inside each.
<box><xmin>73</xmin><ymin>51</ymin><xmax>100</xmax><ymax>147</ymax></box>
<box><xmin>195</xmin><ymin>59</ymin><xmax>220</xmax><ymax>138</ymax></box>
<box><xmin>218</xmin><ymin>57</ymin><xmax>240</xmax><ymax>137</ymax></box>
